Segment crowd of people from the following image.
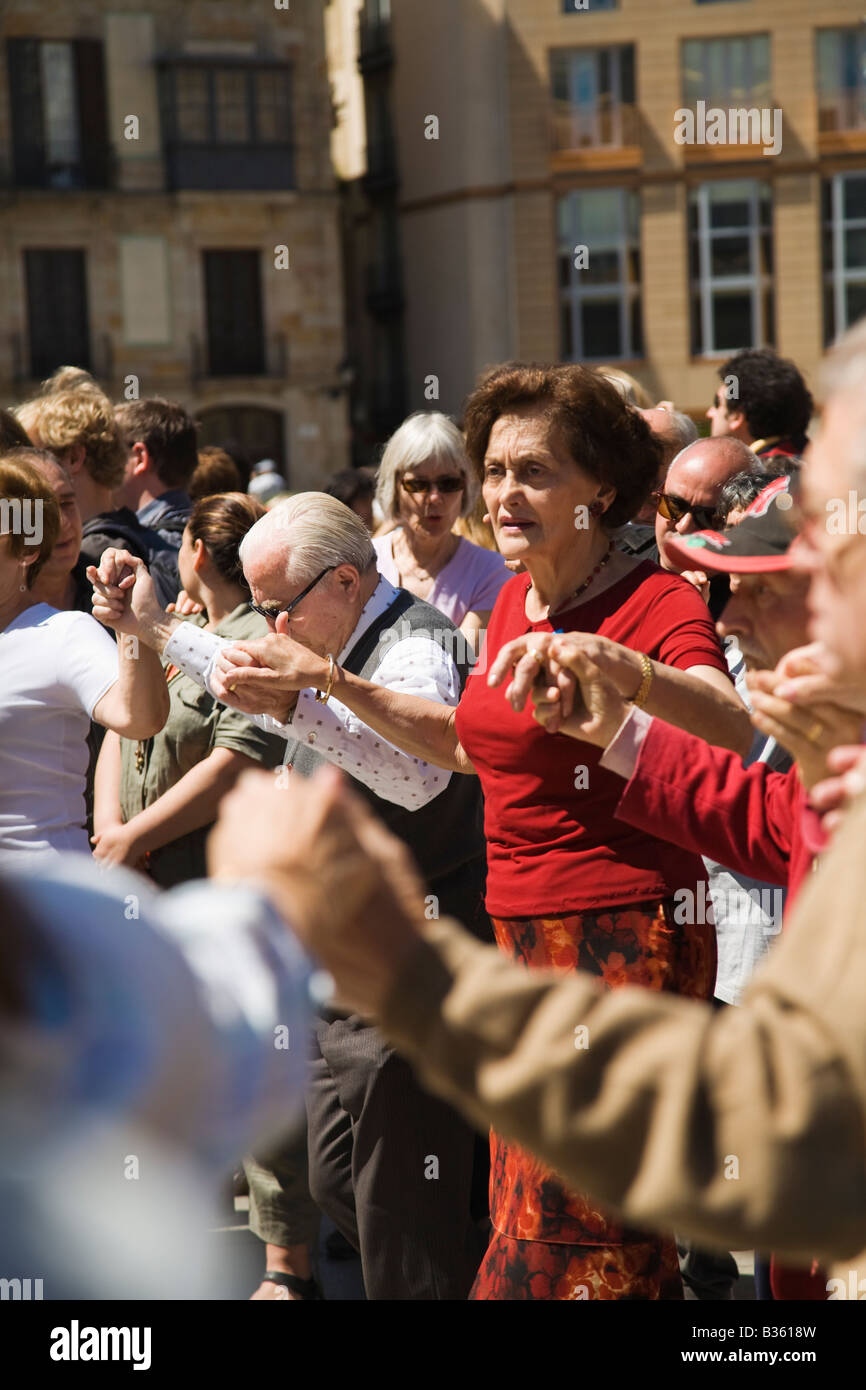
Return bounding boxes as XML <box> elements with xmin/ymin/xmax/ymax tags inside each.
<box><xmin>2</xmin><ymin>339</ymin><xmax>865</xmax><ymax>1303</ymax></box>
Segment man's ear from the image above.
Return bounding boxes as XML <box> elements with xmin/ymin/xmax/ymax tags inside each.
<box><xmin>334</xmin><ymin>563</ymin><xmax>361</xmax><ymax>596</ymax></box>
<box><xmin>63</xmin><ymin>443</ymin><xmax>87</xmax><ymax>475</ymax></box>
<box><xmin>726</xmin><ymin>408</ymin><xmax>747</xmax><ymax>433</ymax></box>
<box><xmin>130</xmin><ymin>442</ymin><xmax>149</xmax><ymax>476</ymax></box>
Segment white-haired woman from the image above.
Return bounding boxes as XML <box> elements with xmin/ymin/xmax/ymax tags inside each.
<box><xmin>374</xmin><ymin>412</ymin><xmax>509</xmax><ymax>649</ymax></box>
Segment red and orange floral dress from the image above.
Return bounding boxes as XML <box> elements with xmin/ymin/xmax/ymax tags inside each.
<box><xmin>454</xmin><ymin>564</ymin><xmax>725</xmax><ymax>1300</ymax></box>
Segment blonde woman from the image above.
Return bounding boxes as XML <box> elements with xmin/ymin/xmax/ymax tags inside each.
<box><xmin>373</xmin><ymin>412</ymin><xmax>509</xmax><ymax>651</ymax></box>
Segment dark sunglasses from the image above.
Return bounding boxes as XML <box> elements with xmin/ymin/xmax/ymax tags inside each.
<box><xmin>248</xmin><ymin>566</ymin><xmax>335</xmax><ymax>623</ymax></box>
<box><xmin>656</xmin><ymin>492</ymin><xmax>720</xmax><ymax>532</ymax></box>
<box><xmin>400</xmin><ymin>475</ymin><xmax>465</xmax><ymax>495</ymax></box>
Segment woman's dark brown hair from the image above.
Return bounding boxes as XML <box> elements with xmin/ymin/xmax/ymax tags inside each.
<box><xmin>187</xmin><ymin>492</ymin><xmax>265</xmax><ymax>595</ymax></box>
<box><xmin>0</xmin><ymin>409</ymin><xmax>31</xmax><ymax>451</ymax></box>
<box><xmin>462</xmin><ymin>362</ymin><xmax>664</xmax><ymax>530</ymax></box>
<box><xmin>189</xmin><ymin>447</ymin><xmax>243</xmax><ymax>502</ymax></box>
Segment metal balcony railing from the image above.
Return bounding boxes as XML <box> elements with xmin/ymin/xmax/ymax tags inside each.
<box><xmin>191</xmin><ymin>332</ymin><xmax>289</xmax><ymax>383</ymax></box>
<box><xmin>551</xmin><ymin>98</ymin><xmax>640</xmax><ymax>153</ymax></box>
<box><xmin>818</xmin><ymin>89</ymin><xmax>866</xmax><ymax>134</ymax></box>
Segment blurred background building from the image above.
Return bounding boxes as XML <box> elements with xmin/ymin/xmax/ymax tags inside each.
<box><xmin>0</xmin><ymin>0</ymin><xmax>350</xmax><ymax>486</ymax></box>
<box><xmin>3</xmin><ymin>0</ymin><xmax>866</xmax><ymax>473</ymax></box>
<box><xmin>332</xmin><ymin>0</ymin><xmax>866</xmax><ymax>441</ymax></box>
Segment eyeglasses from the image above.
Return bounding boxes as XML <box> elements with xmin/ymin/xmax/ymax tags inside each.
<box><xmin>656</xmin><ymin>492</ymin><xmax>720</xmax><ymax>532</ymax></box>
<box><xmin>400</xmin><ymin>475</ymin><xmax>465</xmax><ymax>495</ymax></box>
<box><xmin>248</xmin><ymin>566</ymin><xmax>335</xmax><ymax>623</ymax></box>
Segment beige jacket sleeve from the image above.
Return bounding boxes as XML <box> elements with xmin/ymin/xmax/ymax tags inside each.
<box><xmin>380</xmin><ymin>793</ymin><xmax>866</xmax><ymax>1262</ymax></box>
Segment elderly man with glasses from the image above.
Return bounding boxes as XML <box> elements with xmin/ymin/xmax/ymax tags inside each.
<box><xmin>88</xmin><ymin>491</ymin><xmax>490</xmax><ymax>1302</ymax></box>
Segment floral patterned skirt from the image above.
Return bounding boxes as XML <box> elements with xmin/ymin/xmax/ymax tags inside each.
<box><xmin>470</xmin><ymin>898</ymin><xmax>716</xmax><ymax>1302</ymax></box>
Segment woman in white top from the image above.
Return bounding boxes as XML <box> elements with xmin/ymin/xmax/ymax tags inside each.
<box><xmin>373</xmin><ymin>412</ymin><xmax>509</xmax><ymax>651</ymax></box>
<box><xmin>0</xmin><ymin>452</ymin><xmax>168</xmax><ymax>866</ymax></box>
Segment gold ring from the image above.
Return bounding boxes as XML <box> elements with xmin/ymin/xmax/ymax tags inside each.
<box><xmin>529</xmin><ymin>649</ymin><xmax>544</xmax><ymax>663</ymax></box>
<box><xmin>806</xmin><ymin>719</ymin><xmax>824</xmax><ymax>745</ymax></box>
<box><xmin>228</xmin><ymin>683</ymin><xmax>236</xmax><ymax>693</ymax></box>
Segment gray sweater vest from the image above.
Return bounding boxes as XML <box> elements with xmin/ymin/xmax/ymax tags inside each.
<box><xmin>285</xmin><ymin>587</ymin><xmax>485</xmax><ymax>888</ymax></box>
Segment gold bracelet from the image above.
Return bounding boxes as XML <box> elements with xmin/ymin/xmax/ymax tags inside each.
<box><xmin>315</xmin><ymin>654</ymin><xmax>338</xmax><ymax>704</ymax></box>
<box><xmin>630</xmin><ymin>652</ymin><xmax>654</xmax><ymax>708</ymax></box>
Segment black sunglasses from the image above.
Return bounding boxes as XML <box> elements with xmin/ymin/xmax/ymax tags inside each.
<box><xmin>656</xmin><ymin>492</ymin><xmax>720</xmax><ymax>532</ymax></box>
<box><xmin>249</xmin><ymin>566</ymin><xmax>335</xmax><ymax>623</ymax></box>
<box><xmin>400</xmin><ymin>475</ymin><xmax>465</xmax><ymax>495</ymax></box>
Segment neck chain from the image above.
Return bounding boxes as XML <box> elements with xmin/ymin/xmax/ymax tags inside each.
<box><xmin>564</xmin><ymin>538</ymin><xmax>616</xmax><ymax>607</ymax></box>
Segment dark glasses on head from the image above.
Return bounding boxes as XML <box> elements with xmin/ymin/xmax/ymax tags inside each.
<box><xmin>248</xmin><ymin>566</ymin><xmax>335</xmax><ymax>623</ymax></box>
<box><xmin>400</xmin><ymin>475</ymin><xmax>465</xmax><ymax>495</ymax></box>
<box><xmin>656</xmin><ymin>492</ymin><xmax>719</xmax><ymax>532</ymax></box>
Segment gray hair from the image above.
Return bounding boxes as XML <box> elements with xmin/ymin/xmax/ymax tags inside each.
<box><xmin>664</xmin><ymin>410</ymin><xmax>699</xmax><ymax>454</ymax></box>
<box><xmin>717</xmin><ymin>464</ymin><xmax>794</xmax><ymax>522</ymax></box>
<box><xmin>375</xmin><ymin>411</ymin><xmax>478</xmax><ymax>522</ymax></box>
<box><xmin>238</xmin><ymin>491</ymin><xmax>376</xmax><ymax>585</ymax></box>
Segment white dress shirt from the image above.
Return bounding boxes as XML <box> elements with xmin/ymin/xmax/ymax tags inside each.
<box><xmin>163</xmin><ymin>577</ymin><xmax>458</xmax><ymax>810</ymax></box>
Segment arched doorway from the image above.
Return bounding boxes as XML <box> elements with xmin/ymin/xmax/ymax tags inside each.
<box><xmin>196</xmin><ymin>405</ymin><xmax>286</xmax><ymax>487</ymax></box>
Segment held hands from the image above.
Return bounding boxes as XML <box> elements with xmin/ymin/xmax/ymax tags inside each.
<box><xmin>486</xmin><ymin>632</ymin><xmax>631</xmax><ymax>747</ymax></box>
<box><xmin>210</xmin><ymin>625</ymin><xmax>329</xmax><ymax>722</ymax></box>
<box><xmin>87</xmin><ymin>548</ymin><xmax>162</xmax><ymax>639</ymax></box>
<box><xmin>746</xmin><ymin>646</ymin><xmax>866</xmax><ymax>792</ymax></box>
<box><xmin>91</xmin><ymin>820</ymin><xmax>147</xmax><ymax>871</ymax></box>
<box><xmin>208</xmin><ymin>766</ymin><xmax>427</xmax><ymax>1016</ymax></box>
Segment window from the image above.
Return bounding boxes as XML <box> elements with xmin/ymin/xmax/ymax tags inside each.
<box><xmin>689</xmin><ymin>181</ymin><xmax>773</xmax><ymax>356</ymax></box>
<box><xmin>822</xmin><ymin>174</ymin><xmax>866</xmax><ymax>344</ymax></box>
<box><xmin>24</xmin><ymin>250</ymin><xmax>90</xmax><ymax>378</ymax></box>
<box><xmin>682</xmin><ymin>35</ymin><xmax>770</xmax><ymax>108</ymax></box>
<box><xmin>5</xmin><ymin>39</ymin><xmax>109</xmax><ymax>189</ymax></box>
<box><xmin>551</xmin><ymin>46</ymin><xmax>635</xmax><ymax>150</ymax></box>
<box><xmin>159</xmin><ymin>62</ymin><xmax>294</xmax><ymax>190</ymax></box>
<box><xmin>203</xmin><ymin>251</ymin><xmax>265</xmax><ymax>376</ymax></box>
<box><xmin>557</xmin><ymin>189</ymin><xmax>642</xmax><ymax>361</ymax></box>
<box><xmin>817</xmin><ymin>29</ymin><xmax>866</xmax><ymax>134</ymax></box>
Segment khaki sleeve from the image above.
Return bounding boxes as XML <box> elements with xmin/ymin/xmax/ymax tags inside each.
<box><xmin>380</xmin><ymin>795</ymin><xmax>866</xmax><ymax>1262</ymax></box>
<box><xmin>212</xmin><ymin>704</ymin><xmax>286</xmax><ymax>766</ymax></box>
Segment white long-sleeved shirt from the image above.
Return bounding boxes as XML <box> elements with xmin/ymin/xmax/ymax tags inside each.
<box><xmin>163</xmin><ymin>577</ymin><xmax>458</xmax><ymax>810</ymax></box>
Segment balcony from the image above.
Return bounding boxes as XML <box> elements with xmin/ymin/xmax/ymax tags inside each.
<box><xmin>5</xmin><ymin>139</ymin><xmax>115</xmax><ymax>192</ymax></box>
<box><xmin>191</xmin><ymin>332</ymin><xmax>289</xmax><ymax>384</ymax></box>
<box><xmin>678</xmin><ymin>100</ymin><xmax>784</xmax><ymax>164</ymax></box>
<box><xmin>164</xmin><ymin>142</ymin><xmax>295</xmax><ymax>192</ymax></box>
<box><xmin>363</xmin><ymin>135</ymin><xmax>399</xmax><ymax>194</ymax></box>
<box><xmin>365</xmin><ymin>263</ymin><xmax>404</xmax><ymax>319</ymax></box>
<box><xmin>818</xmin><ymin>90</ymin><xmax>866</xmax><ymax>155</ymax></box>
<box><xmin>358</xmin><ymin>17</ymin><xmax>393</xmax><ymax>74</ymax></box>
<box><xmin>550</xmin><ymin>99</ymin><xmax>641</xmax><ymax>171</ymax></box>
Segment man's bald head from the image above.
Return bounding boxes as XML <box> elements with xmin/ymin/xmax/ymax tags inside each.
<box><xmin>656</xmin><ymin>437</ymin><xmax>761</xmax><ymax>572</ymax></box>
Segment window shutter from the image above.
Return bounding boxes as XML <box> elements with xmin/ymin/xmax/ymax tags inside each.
<box><xmin>74</xmin><ymin>39</ymin><xmax>109</xmax><ymax>187</ymax></box>
<box><xmin>204</xmin><ymin>251</ymin><xmax>265</xmax><ymax>375</ymax></box>
<box><xmin>25</xmin><ymin>250</ymin><xmax>91</xmax><ymax>378</ymax></box>
<box><xmin>6</xmin><ymin>39</ymin><xmax>45</xmax><ymax>186</ymax></box>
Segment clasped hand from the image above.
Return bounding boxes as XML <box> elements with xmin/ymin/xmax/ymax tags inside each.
<box><xmin>210</xmin><ymin>631</ymin><xmax>329</xmax><ymax>722</ymax></box>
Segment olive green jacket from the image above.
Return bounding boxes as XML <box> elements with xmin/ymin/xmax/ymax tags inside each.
<box><xmin>120</xmin><ymin>606</ymin><xmax>284</xmax><ymax>887</ymax></box>
<box><xmin>381</xmin><ymin>788</ymin><xmax>866</xmax><ymax>1287</ymax></box>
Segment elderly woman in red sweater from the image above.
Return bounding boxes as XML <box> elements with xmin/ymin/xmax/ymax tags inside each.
<box><xmin>204</xmin><ymin>363</ymin><xmax>751</xmax><ymax>1300</ymax></box>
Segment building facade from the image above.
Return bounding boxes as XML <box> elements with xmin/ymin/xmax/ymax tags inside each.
<box><xmin>338</xmin><ymin>0</ymin><xmax>866</xmax><ymax>427</ymax></box>
<box><xmin>0</xmin><ymin>0</ymin><xmax>350</xmax><ymax>486</ymax></box>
